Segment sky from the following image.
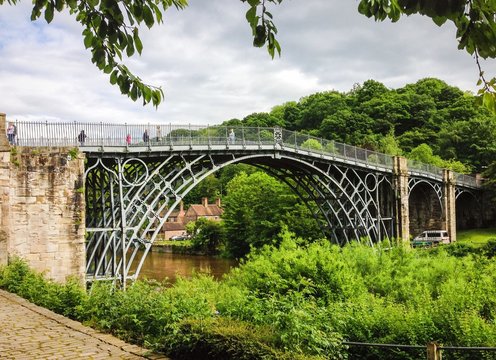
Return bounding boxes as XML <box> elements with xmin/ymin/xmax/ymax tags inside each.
<box><xmin>1</xmin><ymin>0</ymin><xmax>495</xmax><ymax>126</ymax></box>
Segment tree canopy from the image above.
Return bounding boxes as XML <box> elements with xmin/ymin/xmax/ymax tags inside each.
<box><xmin>223</xmin><ymin>78</ymin><xmax>496</xmax><ymax>173</ymax></box>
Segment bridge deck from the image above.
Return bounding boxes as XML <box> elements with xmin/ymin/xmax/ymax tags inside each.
<box><xmin>8</xmin><ymin>120</ymin><xmax>481</xmax><ymax>189</ymax></box>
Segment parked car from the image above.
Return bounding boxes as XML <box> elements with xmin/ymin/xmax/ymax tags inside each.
<box><xmin>169</xmin><ymin>234</ymin><xmax>190</xmax><ymax>241</ymax></box>
<box><xmin>412</xmin><ymin>230</ymin><xmax>450</xmax><ymax>248</ymax></box>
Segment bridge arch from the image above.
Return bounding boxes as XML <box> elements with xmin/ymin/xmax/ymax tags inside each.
<box><xmin>84</xmin><ymin>150</ymin><xmax>395</xmax><ymax>285</ymax></box>
<box><xmin>455</xmin><ymin>189</ymin><xmax>481</xmax><ymax>230</ymax></box>
<box><xmin>408</xmin><ymin>178</ymin><xmax>444</xmax><ymax>237</ymax></box>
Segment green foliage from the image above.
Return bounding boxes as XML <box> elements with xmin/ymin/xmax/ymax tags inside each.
<box><xmin>68</xmin><ymin>147</ymin><xmax>79</xmax><ymax>159</ymax></box>
<box><xmin>408</xmin><ymin>143</ymin><xmax>472</xmax><ymax>173</ymax></box>
<box><xmin>222</xmin><ymin>171</ymin><xmax>305</xmax><ymax>258</ymax></box>
<box><xmin>0</xmin><ymin>257</ymin><xmax>86</xmax><ymax>319</ymax></box>
<box><xmin>482</xmin><ymin>238</ymin><xmax>496</xmax><ymax>259</ymax></box>
<box><xmin>226</xmin><ymin>233</ymin><xmax>496</xmax><ymax>359</ymax></box>
<box><xmin>183</xmin><ymin>174</ymin><xmax>220</xmax><ymax>205</ymax></box>
<box><xmin>378</xmin><ymin>132</ymin><xmax>402</xmax><ymax>156</ymax></box>
<box><xmin>167</xmin><ymin>318</ymin><xmax>319</xmax><ymax>360</ymax></box>
<box><xmin>5</xmin><ymin>236</ymin><xmax>496</xmax><ymax>360</ymax></box>
<box><xmin>300</xmin><ymin>138</ymin><xmax>323</xmax><ymax>151</ymax></box>
<box><xmin>188</xmin><ymin>217</ymin><xmax>226</xmax><ymax>255</ymax></box>
<box><xmin>14</xmin><ymin>0</ymin><xmax>188</xmax><ymax>106</ymax></box>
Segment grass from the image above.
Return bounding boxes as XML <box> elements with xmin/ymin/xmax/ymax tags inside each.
<box><xmin>456</xmin><ymin>228</ymin><xmax>496</xmax><ymax>247</ymax></box>
<box><xmin>154</xmin><ymin>239</ymin><xmax>192</xmax><ymax>247</ymax></box>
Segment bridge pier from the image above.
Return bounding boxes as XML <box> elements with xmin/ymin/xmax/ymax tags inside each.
<box><xmin>443</xmin><ymin>170</ymin><xmax>457</xmax><ymax>242</ymax></box>
<box><xmin>393</xmin><ymin>156</ymin><xmax>410</xmax><ymax>243</ymax></box>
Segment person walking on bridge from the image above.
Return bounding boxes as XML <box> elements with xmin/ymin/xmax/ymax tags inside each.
<box><xmin>6</xmin><ymin>122</ymin><xmax>16</xmax><ymax>145</ymax></box>
<box><xmin>228</xmin><ymin>129</ymin><xmax>235</xmax><ymax>144</ymax></box>
<box><xmin>77</xmin><ymin>130</ymin><xmax>87</xmax><ymax>146</ymax></box>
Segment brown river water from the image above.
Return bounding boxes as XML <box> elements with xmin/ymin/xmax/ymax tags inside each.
<box><xmin>137</xmin><ymin>251</ymin><xmax>238</xmax><ymax>283</ymax></box>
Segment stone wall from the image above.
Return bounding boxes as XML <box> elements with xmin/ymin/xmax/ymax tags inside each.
<box><xmin>0</xmin><ymin>138</ymin><xmax>86</xmax><ymax>283</ymax></box>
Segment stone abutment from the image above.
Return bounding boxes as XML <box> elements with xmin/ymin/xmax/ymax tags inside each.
<box><xmin>0</xmin><ymin>114</ymin><xmax>86</xmax><ymax>283</ymax></box>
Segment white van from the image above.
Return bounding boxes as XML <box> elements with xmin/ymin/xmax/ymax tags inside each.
<box><xmin>412</xmin><ymin>230</ymin><xmax>450</xmax><ymax>248</ymax></box>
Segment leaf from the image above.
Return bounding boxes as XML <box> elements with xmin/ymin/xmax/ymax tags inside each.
<box><xmin>133</xmin><ymin>28</ymin><xmax>143</xmax><ymax>55</ymax></box>
<box><xmin>110</xmin><ymin>70</ymin><xmax>118</xmax><ymax>85</ymax></box>
<box><xmin>44</xmin><ymin>1</ymin><xmax>54</xmax><ymax>23</ymax></box>
<box><xmin>143</xmin><ymin>5</ymin><xmax>154</xmax><ymax>28</ymax></box>
<box><xmin>103</xmin><ymin>64</ymin><xmax>113</xmax><ymax>74</ymax></box>
<box><xmin>83</xmin><ymin>30</ymin><xmax>93</xmax><ymax>49</ymax></box>
<box><xmin>482</xmin><ymin>91</ymin><xmax>495</xmax><ymax>111</ymax></box>
<box><xmin>54</xmin><ymin>0</ymin><xmax>63</xmax><ymax>12</ymax></box>
<box><xmin>130</xmin><ymin>83</ymin><xmax>138</xmax><ymax>101</ymax></box>
<box><xmin>432</xmin><ymin>16</ymin><xmax>448</xmax><ymax>26</ymax></box>
<box><xmin>126</xmin><ymin>34</ymin><xmax>135</xmax><ymax>57</ymax></box>
<box><xmin>246</xmin><ymin>6</ymin><xmax>257</xmax><ymax>26</ymax></box>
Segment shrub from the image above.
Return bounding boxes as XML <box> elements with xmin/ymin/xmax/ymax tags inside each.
<box><xmin>165</xmin><ymin>318</ymin><xmax>324</xmax><ymax>360</ymax></box>
<box><xmin>0</xmin><ymin>257</ymin><xmax>87</xmax><ymax>320</ymax></box>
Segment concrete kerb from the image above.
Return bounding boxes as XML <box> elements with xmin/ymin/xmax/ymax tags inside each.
<box><xmin>0</xmin><ymin>289</ymin><xmax>168</xmax><ymax>359</ymax></box>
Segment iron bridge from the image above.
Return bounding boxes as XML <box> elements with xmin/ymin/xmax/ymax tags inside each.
<box><xmin>15</xmin><ymin>122</ymin><xmax>482</xmax><ymax>286</ymax></box>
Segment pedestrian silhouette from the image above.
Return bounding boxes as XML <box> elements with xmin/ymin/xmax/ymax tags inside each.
<box><xmin>6</xmin><ymin>122</ymin><xmax>16</xmax><ymax>145</ymax></box>
<box><xmin>77</xmin><ymin>130</ymin><xmax>87</xmax><ymax>146</ymax></box>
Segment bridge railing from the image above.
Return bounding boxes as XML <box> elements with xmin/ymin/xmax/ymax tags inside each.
<box><xmin>407</xmin><ymin>159</ymin><xmax>444</xmax><ymax>179</ymax></box>
<box><xmin>279</xmin><ymin>128</ymin><xmax>394</xmax><ymax>169</ymax></box>
<box><xmin>5</xmin><ymin>120</ymin><xmax>480</xmax><ymax>185</ymax></box>
<box><xmin>454</xmin><ymin>173</ymin><xmax>480</xmax><ymax>188</ymax></box>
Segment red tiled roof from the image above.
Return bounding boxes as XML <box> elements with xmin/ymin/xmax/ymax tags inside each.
<box><xmin>163</xmin><ymin>222</ymin><xmax>185</xmax><ymax>231</ymax></box>
<box><xmin>186</xmin><ymin>204</ymin><xmax>223</xmax><ymax>217</ymax></box>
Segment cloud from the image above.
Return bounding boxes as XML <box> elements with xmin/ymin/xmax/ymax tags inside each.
<box><xmin>0</xmin><ymin>0</ymin><xmax>494</xmax><ymax>126</ymax></box>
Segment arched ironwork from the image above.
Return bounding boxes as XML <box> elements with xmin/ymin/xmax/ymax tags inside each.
<box><xmin>84</xmin><ymin>149</ymin><xmax>396</xmax><ymax>286</ymax></box>
<box><xmin>408</xmin><ymin>177</ymin><xmax>444</xmax><ymax>213</ymax></box>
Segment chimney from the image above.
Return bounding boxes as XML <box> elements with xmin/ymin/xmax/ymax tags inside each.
<box><xmin>177</xmin><ymin>201</ymin><xmax>185</xmax><ymax>221</ymax></box>
<box><xmin>215</xmin><ymin>198</ymin><xmax>221</xmax><ymax>207</ymax></box>
<box><xmin>202</xmin><ymin>197</ymin><xmax>208</xmax><ymax>207</ymax></box>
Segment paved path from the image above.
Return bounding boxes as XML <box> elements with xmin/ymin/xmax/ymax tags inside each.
<box><xmin>0</xmin><ymin>289</ymin><xmax>168</xmax><ymax>359</ymax></box>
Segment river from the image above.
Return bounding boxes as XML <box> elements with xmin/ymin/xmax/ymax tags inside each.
<box><xmin>137</xmin><ymin>251</ymin><xmax>238</xmax><ymax>283</ymax></box>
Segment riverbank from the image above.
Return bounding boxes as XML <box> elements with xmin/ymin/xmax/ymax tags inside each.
<box><xmin>151</xmin><ymin>242</ymin><xmax>204</xmax><ymax>255</ymax></box>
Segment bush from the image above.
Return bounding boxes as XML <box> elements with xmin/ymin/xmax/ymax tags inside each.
<box><xmin>166</xmin><ymin>318</ymin><xmax>323</xmax><ymax>360</ymax></box>
<box><xmin>482</xmin><ymin>238</ymin><xmax>496</xmax><ymax>258</ymax></box>
<box><xmin>3</xmin><ymin>237</ymin><xmax>496</xmax><ymax>360</ymax></box>
<box><xmin>0</xmin><ymin>257</ymin><xmax>87</xmax><ymax>320</ymax></box>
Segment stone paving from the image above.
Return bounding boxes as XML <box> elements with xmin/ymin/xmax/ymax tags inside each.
<box><xmin>0</xmin><ymin>289</ymin><xmax>168</xmax><ymax>359</ymax></box>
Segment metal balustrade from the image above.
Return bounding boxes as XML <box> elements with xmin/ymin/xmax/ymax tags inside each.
<box><xmin>5</xmin><ymin>120</ymin><xmax>480</xmax><ymax>188</ymax></box>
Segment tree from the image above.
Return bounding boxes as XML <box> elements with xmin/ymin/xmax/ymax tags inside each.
<box><xmin>183</xmin><ymin>174</ymin><xmax>220</xmax><ymax>205</ymax></box>
<box><xmin>222</xmin><ymin>171</ymin><xmax>298</xmax><ymax>258</ymax></box>
<box><xmin>297</xmin><ymin>91</ymin><xmax>348</xmax><ymax>131</ymax></box>
<box><xmin>300</xmin><ymin>138</ymin><xmax>323</xmax><ymax>151</ymax></box>
<box><xmin>187</xmin><ymin>217</ymin><xmax>225</xmax><ymax>255</ymax></box>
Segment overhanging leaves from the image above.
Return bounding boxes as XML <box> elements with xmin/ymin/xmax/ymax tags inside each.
<box><xmin>27</xmin><ymin>0</ymin><xmax>188</xmax><ymax>107</ymax></box>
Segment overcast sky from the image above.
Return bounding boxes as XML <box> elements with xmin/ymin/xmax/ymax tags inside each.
<box><xmin>1</xmin><ymin>0</ymin><xmax>495</xmax><ymax>126</ymax></box>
